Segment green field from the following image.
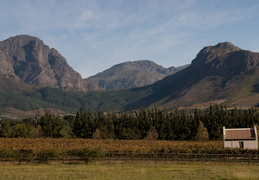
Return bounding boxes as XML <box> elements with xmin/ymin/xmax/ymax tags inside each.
<box><xmin>0</xmin><ymin>163</ymin><xmax>259</xmax><ymax>180</ymax></box>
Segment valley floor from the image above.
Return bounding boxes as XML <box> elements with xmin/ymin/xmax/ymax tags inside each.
<box><xmin>0</xmin><ymin>163</ymin><xmax>258</xmax><ymax>180</ymax></box>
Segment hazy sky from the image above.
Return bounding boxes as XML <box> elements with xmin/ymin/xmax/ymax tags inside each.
<box><xmin>0</xmin><ymin>0</ymin><xmax>259</xmax><ymax>78</ymax></box>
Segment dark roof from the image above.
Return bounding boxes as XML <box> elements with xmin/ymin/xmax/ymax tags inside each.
<box><xmin>225</xmin><ymin>128</ymin><xmax>256</xmax><ymax>140</ymax></box>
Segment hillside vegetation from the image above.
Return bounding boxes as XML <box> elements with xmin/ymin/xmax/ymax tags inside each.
<box><xmin>0</xmin><ymin>76</ymin><xmax>150</xmax><ymax>117</ymax></box>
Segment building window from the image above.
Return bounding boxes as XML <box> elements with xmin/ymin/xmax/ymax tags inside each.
<box><xmin>239</xmin><ymin>141</ymin><xmax>244</xmax><ymax>149</ymax></box>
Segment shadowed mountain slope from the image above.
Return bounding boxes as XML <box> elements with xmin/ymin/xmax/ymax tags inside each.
<box><xmin>125</xmin><ymin>42</ymin><xmax>259</xmax><ymax>109</ymax></box>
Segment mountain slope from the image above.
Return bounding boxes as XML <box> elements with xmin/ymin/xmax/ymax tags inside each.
<box><xmin>0</xmin><ymin>35</ymin><xmax>86</xmax><ymax>91</ymax></box>
<box><xmin>85</xmin><ymin>60</ymin><xmax>188</xmax><ymax>90</ymax></box>
<box><xmin>125</xmin><ymin>42</ymin><xmax>259</xmax><ymax>109</ymax></box>
<box><xmin>0</xmin><ymin>75</ymin><xmax>150</xmax><ymax>119</ymax></box>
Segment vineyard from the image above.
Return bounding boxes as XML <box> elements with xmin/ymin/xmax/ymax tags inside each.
<box><xmin>1</xmin><ymin>138</ymin><xmax>259</xmax><ymax>164</ymax></box>
<box><xmin>0</xmin><ymin>138</ymin><xmax>257</xmax><ymax>154</ymax></box>
<box><xmin>0</xmin><ymin>138</ymin><xmax>224</xmax><ymax>153</ymax></box>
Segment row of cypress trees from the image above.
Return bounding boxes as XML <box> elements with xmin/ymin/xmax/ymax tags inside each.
<box><xmin>0</xmin><ymin>104</ymin><xmax>258</xmax><ymax>140</ymax></box>
<box><xmin>73</xmin><ymin>104</ymin><xmax>259</xmax><ymax>140</ymax></box>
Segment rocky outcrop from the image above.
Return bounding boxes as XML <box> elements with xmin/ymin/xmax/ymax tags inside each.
<box><xmin>192</xmin><ymin>42</ymin><xmax>259</xmax><ymax>77</ymax></box>
<box><xmin>191</xmin><ymin>42</ymin><xmax>241</xmax><ymax>68</ymax></box>
<box><xmin>0</xmin><ymin>35</ymin><xmax>86</xmax><ymax>91</ymax></box>
<box><xmin>85</xmin><ymin>60</ymin><xmax>189</xmax><ymax>90</ymax></box>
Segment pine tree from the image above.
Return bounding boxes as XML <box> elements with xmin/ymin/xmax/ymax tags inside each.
<box><xmin>31</xmin><ymin>125</ymin><xmax>43</xmax><ymax>138</ymax></box>
<box><xmin>73</xmin><ymin>108</ymin><xmax>94</xmax><ymax>138</ymax></box>
<box><xmin>194</xmin><ymin>120</ymin><xmax>209</xmax><ymax>141</ymax></box>
<box><xmin>144</xmin><ymin>126</ymin><xmax>158</xmax><ymax>140</ymax></box>
<box><xmin>0</xmin><ymin>121</ymin><xmax>12</xmax><ymax>137</ymax></box>
<box><xmin>92</xmin><ymin>128</ymin><xmax>102</xmax><ymax>139</ymax></box>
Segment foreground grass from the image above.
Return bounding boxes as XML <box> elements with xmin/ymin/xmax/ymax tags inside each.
<box><xmin>0</xmin><ymin>163</ymin><xmax>259</xmax><ymax>180</ymax></box>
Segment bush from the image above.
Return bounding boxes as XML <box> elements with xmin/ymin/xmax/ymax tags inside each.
<box><xmin>36</xmin><ymin>149</ymin><xmax>65</xmax><ymax>163</ymax></box>
<box><xmin>68</xmin><ymin>148</ymin><xmax>103</xmax><ymax>163</ymax></box>
<box><xmin>15</xmin><ymin>149</ymin><xmax>34</xmax><ymax>162</ymax></box>
<box><xmin>0</xmin><ymin>149</ymin><xmax>17</xmax><ymax>159</ymax></box>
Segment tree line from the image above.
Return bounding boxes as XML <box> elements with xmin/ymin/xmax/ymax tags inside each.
<box><xmin>0</xmin><ymin>104</ymin><xmax>259</xmax><ymax>140</ymax></box>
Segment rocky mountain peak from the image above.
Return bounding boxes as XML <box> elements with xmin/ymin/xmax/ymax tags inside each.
<box><xmin>1</xmin><ymin>35</ymin><xmax>43</xmax><ymax>47</ymax></box>
<box><xmin>191</xmin><ymin>42</ymin><xmax>241</xmax><ymax>68</ymax></box>
<box><xmin>214</xmin><ymin>42</ymin><xmax>241</xmax><ymax>51</ymax></box>
<box><xmin>190</xmin><ymin>42</ymin><xmax>259</xmax><ymax>77</ymax></box>
<box><xmin>0</xmin><ymin>35</ymin><xmax>86</xmax><ymax>91</ymax></box>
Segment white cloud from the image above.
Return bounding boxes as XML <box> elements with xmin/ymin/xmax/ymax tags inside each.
<box><xmin>185</xmin><ymin>9</ymin><xmax>252</xmax><ymax>29</ymax></box>
<box><xmin>72</xmin><ymin>10</ymin><xmax>95</xmax><ymax>29</ymax></box>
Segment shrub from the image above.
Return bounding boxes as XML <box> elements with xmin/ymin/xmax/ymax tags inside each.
<box><xmin>15</xmin><ymin>149</ymin><xmax>34</xmax><ymax>162</ymax></box>
<box><xmin>68</xmin><ymin>148</ymin><xmax>103</xmax><ymax>163</ymax></box>
<box><xmin>0</xmin><ymin>149</ymin><xmax>17</xmax><ymax>159</ymax></box>
<box><xmin>36</xmin><ymin>149</ymin><xmax>65</xmax><ymax>163</ymax></box>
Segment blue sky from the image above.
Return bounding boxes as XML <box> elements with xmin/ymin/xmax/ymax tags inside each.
<box><xmin>0</xmin><ymin>0</ymin><xmax>259</xmax><ymax>78</ymax></box>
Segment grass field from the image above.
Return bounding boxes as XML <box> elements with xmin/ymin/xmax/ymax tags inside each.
<box><xmin>0</xmin><ymin>163</ymin><xmax>259</xmax><ymax>180</ymax></box>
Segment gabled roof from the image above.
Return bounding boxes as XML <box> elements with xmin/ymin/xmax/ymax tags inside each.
<box><xmin>224</xmin><ymin>127</ymin><xmax>256</xmax><ymax>141</ymax></box>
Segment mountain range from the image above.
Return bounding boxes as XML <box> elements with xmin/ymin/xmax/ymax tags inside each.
<box><xmin>0</xmin><ymin>35</ymin><xmax>186</xmax><ymax>91</ymax></box>
<box><xmin>85</xmin><ymin>60</ymin><xmax>188</xmax><ymax>90</ymax></box>
<box><xmin>1</xmin><ymin>35</ymin><xmax>259</xmax><ymax>119</ymax></box>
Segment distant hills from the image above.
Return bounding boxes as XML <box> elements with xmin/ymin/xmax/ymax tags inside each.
<box><xmin>1</xmin><ymin>35</ymin><xmax>259</xmax><ymax>119</ymax></box>
<box><xmin>85</xmin><ymin>60</ymin><xmax>188</xmax><ymax>90</ymax></box>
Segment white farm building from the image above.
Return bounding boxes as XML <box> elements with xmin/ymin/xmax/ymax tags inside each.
<box><xmin>223</xmin><ymin>126</ymin><xmax>258</xmax><ymax>150</ymax></box>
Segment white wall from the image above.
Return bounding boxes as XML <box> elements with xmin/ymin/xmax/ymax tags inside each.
<box><xmin>224</xmin><ymin>140</ymin><xmax>258</xmax><ymax>149</ymax></box>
